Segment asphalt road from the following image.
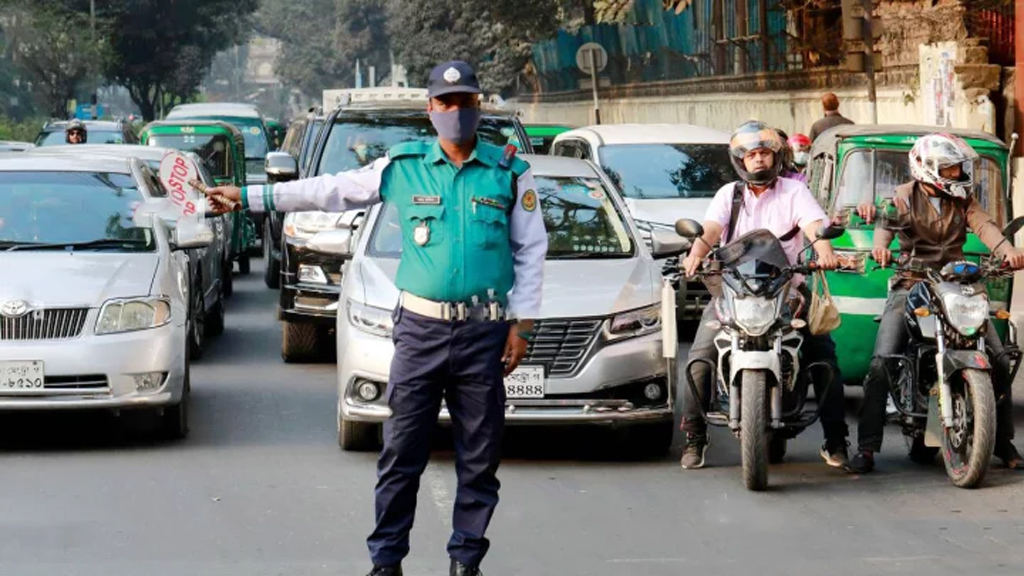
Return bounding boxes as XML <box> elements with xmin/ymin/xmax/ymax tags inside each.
<box><xmin>2</xmin><ymin>261</ymin><xmax>1023</xmax><ymax>576</ymax></box>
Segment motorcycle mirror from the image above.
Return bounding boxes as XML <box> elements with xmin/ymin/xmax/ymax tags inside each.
<box><xmin>1002</xmin><ymin>216</ymin><xmax>1024</xmax><ymax>239</ymax></box>
<box><xmin>816</xmin><ymin>225</ymin><xmax>845</xmax><ymax>241</ymax></box>
<box><xmin>675</xmin><ymin>218</ymin><xmax>704</xmax><ymax>239</ymax></box>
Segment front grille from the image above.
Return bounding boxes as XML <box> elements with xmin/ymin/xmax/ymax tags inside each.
<box><xmin>524</xmin><ymin>318</ymin><xmax>603</xmax><ymax>377</ymax></box>
<box><xmin>0</xmin><ymin>308</ymin><xmax>89</xmax><ymax>341</ymax></box>
<box><xmin>44</xmin><ymin>375</ymin><xmax>109</xmax><ymax>390</ymax></box>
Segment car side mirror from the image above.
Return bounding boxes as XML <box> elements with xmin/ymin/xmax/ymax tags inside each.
<box><xmin>816</xmin><ymin>224</ymin><xmax>845</xmax><ymax>241</ymax></box>
<box><xmin>650</xmin><ymin>228</ymin><xmax>690</xmax><ymax>259</ymax></box>
<box><xmin>674</xmin><ymin>218</ymin><xmax>704</xmax><ymax>239</ymax></box>
<box><xmin>265</xmin><ymin>151</ymin><xmax>298</xmax><ymax>183</ymax></box>
<box><xmin>306</xmin><ymin>228</ymin><xmax>354</xmax><ymax>258</ymax></box>
<box><xmin>171</xmin><ymin>220</ymin><xmax>214</xmax><ymax>250</ymax></box>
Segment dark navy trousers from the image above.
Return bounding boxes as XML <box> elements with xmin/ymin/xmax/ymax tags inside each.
<box><xmin>367</xmin><ymin>307</ymin><xmax>508</xmax><ymax>568</ymax></box>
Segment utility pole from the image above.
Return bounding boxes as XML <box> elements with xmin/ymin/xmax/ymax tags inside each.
<box><xmin>842</xmin><ymin>0</ymin><xmax>883</xmax><ymax>124</ymax></box>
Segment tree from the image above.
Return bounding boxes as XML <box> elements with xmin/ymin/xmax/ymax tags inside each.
<box><xmin>0</xmin><ymin>1</ymin><xmax>103</xmax><ymax>118</ymax></box>
<box><xmin>99</xmin><ymin>0</ymin><xmax>258</xmax><ymax>120</ymax></box>
<box><xmin>258</xmin><ymin>0</ymin><xmax>349</xmax><ymax>98</ymax></box>
<box><xmin>384</xmin><ymin>0</ymin><xmax>565</xmax><ymax>95</ymax></box>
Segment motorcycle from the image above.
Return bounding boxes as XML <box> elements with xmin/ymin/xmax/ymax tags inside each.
<box><xmin>674</xmin><ymin>221</ymin><xmax>845</xmax><ymax>491</ymax></box>
<box><xmin>870</xmin><ymin>217</ymin><xmax>1024</xmax><ymax>488</ymax></box>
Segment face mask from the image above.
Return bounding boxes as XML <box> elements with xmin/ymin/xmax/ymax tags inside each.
<box><xmin>429</xmin><ymin>108</ymin><xmax>481</xmax><ymax>144</ymax></box>
<box><xmin>793</xmin><ymin>151</ymin><xmax>809</xmax><ymax>167</ymax></box>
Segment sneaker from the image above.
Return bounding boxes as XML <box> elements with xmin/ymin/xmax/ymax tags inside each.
<box><xmin>843</xmin><ymin>450</ymin><xmax>875</xmax><ymax>474</ymax></box>
<box><xmin>995</xmin><ymin>443</ymin><xmax>1024</xmax><ymax>470</ymax></box>
<box><xmin>680</xmin><ymin>433</ymin><xmax>708</xmax><ymax>469</ymax></box>
<box><xmin>367</xmin><ymin>565</ymin><xmax>403</xmax><ymax>576</ymax></box>
<box><xmin>820</xmin><ymin>440</ymin><xmax>850</xmax><ymax>468</ymax></box>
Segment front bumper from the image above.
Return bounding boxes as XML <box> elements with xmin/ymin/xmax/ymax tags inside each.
<box><xmin>337</xmin><ymin>321</ymin><xmax>671</xmax><ymax>425</ymax></box>
<box><xmin>280</xmin><ymin>238</ymin><xmax>343</xmax><ymax>324</ymax></box>
<box><xmin>0</xmin><ymin>321</ymin><xmax>187</xmax><ymax>410</ymax></box>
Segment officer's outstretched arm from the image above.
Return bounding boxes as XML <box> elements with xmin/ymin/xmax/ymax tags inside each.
<box><xmin>507</xmin><ymin>170</ymin><xmax>548</xmax><ymax>320</ymax></box>
<box><xmin>241</xmin><ymin>156</ymin><xmax>390</xmax><ymax>213</ymax></box>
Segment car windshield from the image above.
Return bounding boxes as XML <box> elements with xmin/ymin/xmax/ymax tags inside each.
<box><xmin>148</xmin><ymin>133</ymin><xmax>235</xmax><ymax>181</ymax></box>
<box><xmin>370</xmin><ymin>175</ymin><xmax>634</xmax><ymax>259</ymax></box>
<box><xmin>598</xmin><ymin>143</ymin><xmax>734</xmax><ymax>199</ymax></box>
<box><xmin>315</xmin><ymin>116</ymin><xmax>520</xmax><ymax>175</ymax></box>
<box><xmin>834</xmin><ymin>149</ymin><xmax>1007</xmax><ymax>226</ymax></box>
<box><xmin>36</xmin><ymin>129</ymin><xmax>125</xmax><ymax>146</ymax></box>
<box><xmin>0</xmin><ymin>171</ymin><xmax>155</xmax><ymax>252</ymax></box>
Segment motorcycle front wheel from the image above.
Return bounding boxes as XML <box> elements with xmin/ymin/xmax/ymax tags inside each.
<box><xmin>941</xmin><ymin>369</ymin><xmax>996</xmax><ymax>489</ymax></box>
<box><xmin>741</xmin><ymin>369</ymin><xmax>769</xmax><ymax>491</ymax></box>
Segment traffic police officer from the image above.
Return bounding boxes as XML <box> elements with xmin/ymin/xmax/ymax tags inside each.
<box><xmin>206</xmin><ymin>61</ymin><xmax>548</xmax><ymax>576</ymax></box>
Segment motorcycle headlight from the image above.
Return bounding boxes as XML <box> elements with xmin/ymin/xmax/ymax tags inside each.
<box><xmin>732</xmin><ymin>296</ymin><xmax>777</xmax><ymax>336</ymax></box>
<box><xmin>347</xmin><ymin>300</ymin><xmax>394</xmax><ymax>338</ymax></box>
<box><xmin>284</xmin><ymin>211</ymin><xmax>345</xmax><ymax>239</ymax></box>
<box><xmin>941</xmin><ymin>293</ymin><xmax>988</xmax><ymax>336</ymax></box>
<box><xmin>96</xmin><ymin>297</ymin><xmax>172</xmax><ymax>335</ymax></box>
<box><xmin>605</xmin><ymin>304</ymin><xmax>661</xmax><ymax>341</ymax></box>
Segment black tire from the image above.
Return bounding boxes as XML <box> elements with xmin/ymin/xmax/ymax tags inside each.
<box><xmin>768</xmin><ymin>435</ymin><xmax>787</xmax><ymax>464</ymax></box>
<box><xmin>741</xmin><ymin>370</ymin><xmax>769</xmax><ymax>491</ymax></box>
<box><xmin>238</xmin><ymin>253</ymin><xmax>251</xmax><ymax>275</ymax></box>
<box><xmin>907</xmin><ymin>435</ymin><xmax>939</xmax><ymax>465</ymax></box>
<box><xmin>221</xmin><ymin>258</ymin><xmax>234</xmax><ymax>299</ymax></box>
<box><xmin>338</xmin><ymin>411</ymin><xmax>379</xmax><ymax>451</ymax></box>
<box><xmin>941</xmin><ymin>369</ymin><xmax>995</xmax><ymax>488</ymax></box>
<box><xmin>281</xmin><ymin>321</ymin><xmax>320</xmax><ymax>363</ymax></box>
<box><xmin>161</xmin><ymin>368</ymin><xmax>190</xmax><ymax>440</ymax></box>
<box><xmin>188</xmin><ymin>280</ymin><xmax>205</xmax><ymax>360</ymax></box>
<box><xmin>207</xmin><ymin>298</ymin><xmax>225</xmax><ymax>337</ymax></box>
<box><xmin>264</xmin><ymin>221</ymin><xmax>280</xmax><ymax>289</ymax></box>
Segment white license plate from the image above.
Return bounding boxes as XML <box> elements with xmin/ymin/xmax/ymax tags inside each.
<box><xmin>0</xmin><ymin>361</ymin><xmax>45</xmax><ymax>390</ymax></box>
<box><xmin>504</xmin><ymin>365</ymin><xmax>545</xmax><ymax>398</ymax></box>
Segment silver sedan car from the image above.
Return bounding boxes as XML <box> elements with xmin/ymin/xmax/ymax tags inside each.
<box><xmin>0</xmin><ymin>154</ymin><xmax>212</xmax><ymax>438</ymax></box>
<box><xmin>326</xmin><ymin>155</ymin><xmax>688</xmax><ymax>453</ymax></box>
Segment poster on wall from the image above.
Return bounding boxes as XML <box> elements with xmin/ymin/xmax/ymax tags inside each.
<box><xmin>922</xmin><ymin>45</ymin><xmax>956</xmax><ymax>127</ymax></box>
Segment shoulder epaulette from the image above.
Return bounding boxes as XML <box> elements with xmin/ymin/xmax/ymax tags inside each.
<box><xmin>509</xmin><ymin>155</ymin><xmax>529</xmax><ymax>177</ymax></box>
<box><xmin>389</xmin><ymin>141</ymin><xmax>431</xmax><ymax>159</ymax></box>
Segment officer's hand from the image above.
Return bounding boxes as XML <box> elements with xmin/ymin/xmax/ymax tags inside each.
<box><xmin>1004</xmin><ymin>249</ymin><xmax>1024</xmax><ymax>270</ymax></box>
<box><xmin>857</xmin><ymin>203</ymin><xmax>876</xmax><ymax>223</ymax></box>
<box><xmin>872</xmin><ymin>247</ymin><xmax>892</xmax><ymax>268</ymax></box>
<box><xmin>502</xmin><ymin>326</ymin><xmax>529</xmax><ymax>377</ymax></box>
<box><xmin>682</xmin><ymin>254</ymin><xmax>702</xmax><ymax>278</ymax></box>
<box><xmin>206</xmin><ymin>186</ymin><xmax>242</xmax><ymax>214</ymax></box>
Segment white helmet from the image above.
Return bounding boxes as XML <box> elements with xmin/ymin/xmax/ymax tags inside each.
<box><xmin>908</xmin><ymin>133</ymin><xmax>979</xmax><ymax>199</ymax></box>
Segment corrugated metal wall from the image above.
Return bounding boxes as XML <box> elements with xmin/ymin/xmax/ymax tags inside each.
<box><xmin>530</xmin><ymin>0</ymin><xmax>794</xmax><ymax>94</ymax></box>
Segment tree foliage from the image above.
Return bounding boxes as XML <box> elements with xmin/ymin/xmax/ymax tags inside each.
<box><xmin>99</xmin><ymin>0</ymin><xmax>258</xmax><ymax>121</ymax></box>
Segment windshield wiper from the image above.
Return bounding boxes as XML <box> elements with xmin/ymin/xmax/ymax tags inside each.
<box><xmin>547</xmin><ymin>252</ymin><xmax>629</xmax><ymax>259</ymax></box>
<box><xmin>6</xmin><ymin>238</ymin><xmax>149</xmax><ymax>252</ymax></box>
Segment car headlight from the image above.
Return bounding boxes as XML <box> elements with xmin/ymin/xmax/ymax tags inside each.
<box><xmin>283</xmin><ymin>211</ymin><xmax>345</xmax><ymax>239</ymax></box>
<box><xmin>96</xmin><ymin>297</ymin><xmax>172</xmax><ymax>335</ymax></box>
<box><xmin>941</xmin><ymin>293</ymin><xmax>988</xmax><ymax>336</ymax></box>
<box><xmin>605</xmin><ymin>304</ymin><xmax>661</xmax><ymax>341</ymax></box>
<box><xmin>347</xmin><ymin>300</ymin><xmax>394</xmax><ymax>337</ymax></box>
<box><xmin>732</xmin><ymin>296</ymin><xmax>777</xmax><ymax>336</ymax></box>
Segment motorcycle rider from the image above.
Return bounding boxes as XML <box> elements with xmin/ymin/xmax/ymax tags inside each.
<box><xmin>848</xmin><ymin>133</ymin><xmax>1024</xmax><ymax>473</ymax></box>
<box><xmin>65</xmin><ymin>119</ymin><xmax>87</xmax><ymax>144</ymax></box>
<box><xmin>788</xmin><ymin>133</ymin><xmax>812</xmax><ymax>176</ymax></box>
<box><xmin>679</xmin><ymin>120</ymin><xmax>849</xmax><ymax>470</ymax></box>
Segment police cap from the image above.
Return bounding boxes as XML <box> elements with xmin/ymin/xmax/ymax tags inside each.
<box><xmin>426</xmin><ymin>61</ymin><xmax>482</xmax><ymax>98</ymax></box>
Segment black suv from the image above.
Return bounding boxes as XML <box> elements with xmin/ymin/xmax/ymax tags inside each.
<box><xmin>263</xmin><ymin>108</ymin><xmax>326</xmax><ymax>289</ymax></box>
<box><xmin>35</xmin><ymin>119</ymin><xmax>138</xmax><ymax>147</ymax></box>
<box><xmin>265</xmin><ymin>96</ymin><xmax>532</xmax><ymax>362</ymax></box>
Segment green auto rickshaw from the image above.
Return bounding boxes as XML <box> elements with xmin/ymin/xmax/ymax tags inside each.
<box><xmin>139</xmin><ymin>120</ymin><xmax>257</xmax><ymax>276</ymax></box>
<box><xmin>806</xmin><ymin>124</ymin><xmax>1016</xmax><ymax>384</ymax></box>
<box><xmin>524</xmin><ymin>123</ymin><xmax>574</xmax><ymax>155</ymax></box>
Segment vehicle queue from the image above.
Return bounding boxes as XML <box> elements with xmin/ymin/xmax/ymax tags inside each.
<box><xmin>0</xmin><ymin>81</ymin><xmax>1021</xmax><ymax>496</ymax></box>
